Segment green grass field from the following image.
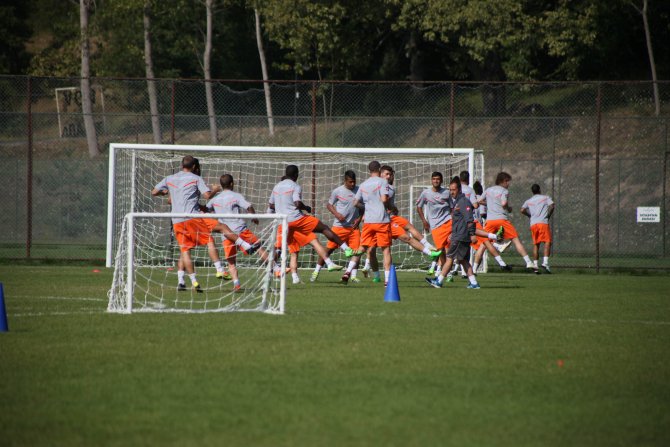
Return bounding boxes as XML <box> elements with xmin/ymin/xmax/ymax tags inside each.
<box><xmin>1</xmin><ymin>266</ymin><xmax>669</xmax><ymax>446</ymax></box>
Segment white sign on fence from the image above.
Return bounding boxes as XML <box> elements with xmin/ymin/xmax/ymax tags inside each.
<box><xmin>636</xmin><ymin>207</ymin><xmax>661</xmax><ymax>223</ymax></box>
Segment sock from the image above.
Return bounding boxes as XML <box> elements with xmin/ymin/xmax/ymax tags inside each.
<box><xmin>292</xmin><ymin>272</ymin><xmax>300</xmax><ymax>282</ymax></box>
<box><xmin>177</xmin><ymin>270</ymin><xmax>185</xmax><ymax>285</ymax></box>
<box><xmin>347</xmin><ymin>260</ymin><xmax>356</xmax><ymax>273</ymax></box>
<box><xmin>450</xmin><ymin>263</ymin><xmax>459</xmax><ymax>273</ymax></box>
<box><xmin>233</xmin><ymin>279</ymin><xmax>240</xmax><ymax>287</ymax></box>
<box><xmin>543</xmin><ymin>256</ymin><xmax>549</xmax><ymax>266</ymax></box>
<box><xmin>384</xmin><ymin>270</ymin><xmax>390</xmax><ymax>283</ymax></box>
<box><xmin>488</xmin><ymin>232</ymin><xmax>497</xmax><ymax>240</ymax></box>
<box><xmin>340</xmin><ymin>242</ymin><xmax>350</xmax><ymax>251</ymax></box>
<box><xmin>214</xmin><ymin>261</ymin><xmax>223</xmax><ymax>272</ymax></box>
<box><xmin>460</xmin><ymin>265</ymin><xmax>467</xmax><ymax>275</ymax></box>
<box><xmin>364</xmin><ymin>259</ymin><xmax>371</xmax><ymax>269</ymax></box>
<box><xmin>351</xmin><ymin>269</ymin><xmax>358</xmax><ymax>278</ymax></box>
<box><xmin>373</xmin><ymin>271</ymin><xmax>380</xmax><ymax>279</ymax></box>
<box><xmin>523</xmin><ymin>255</ymin><xmax>532</xmax><ymax>265</ymax></box>
<box><xmin>495</xmin><ymin>255</ymin><xmax>506</xmax><ymax>266</ymax></box>
<box><xmin>236</xmin><ymin>239</ymin><xmax>252</xmax><ymax>251</ymax></box>
<box><xmin>430</xmin><ymin>261</ymin><xmax>438</xmax><ymax>270</ymax></box>
<box><xmin>437</xmin><ymin>274</ymin><xmax>445</xmax><ymax>283</ymax></box>
<box><xmin>325</xmin><ymin>258</ymin><xmax>335</xmax><ymax>268</ymax></box>
<box><xmin>468</xmin><ymin>275</ymin><xmax>478</xmax><ymax>285</ymax></box>
<box><xmin>314</xmin><ymin>264</ymin><xmax>323</xmax><ymax>273</ymax></box>
<box><xmin>420</xmin><ymin>237</ymin><xmax>429</xmax><ymax>246</ymax></box>
<box><xmin>188</xmin><ymin>273</ymin><xmax>197</xmax><ymax>285</ymax></box>
<box><xmin>533</xmin><ymin>260</ymin><xmax>539</xmax><ymax>268</ymax></box>
<box><xmin>473</xmin><ymin>262</ymin><xmax>479</xmax><ymax>272</ymax></box>
<box><xmin>422</xmin><ymin>246</ymin><xmax>432</xmax><ymax>255</ymax></box>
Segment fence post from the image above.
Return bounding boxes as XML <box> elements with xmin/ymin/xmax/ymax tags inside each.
<box><xmin>449</xmin><ymin>82</ymin><xmax>455</xmax><ymax>148</ymax></box>
<box><xmin>171</xmin><ymin>80</ymin><xmax>175</xmax><ymax>144</ymax></box>
<box><xmin>26</xmin><ymin>76</ymin><xmax>33</xmax><ymax>260</ymax></box>
<box><xmin>311</xmin><ymin>81</ymin><xmax>317</xmax><ymax>147</ymax></box>
<box><xmin>595</xmin><ymin>83</ymin><xmax>602</xmax><ymax>273</ymax></box>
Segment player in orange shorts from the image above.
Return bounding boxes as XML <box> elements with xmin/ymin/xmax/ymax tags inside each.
<box><xmin>521</xmin><ymin>184</ymin><xmax>555</xmax><ymax>273</ymax></box>
<box><xmin>416</xmin><ymin>171</ymin><xmax>453</xmax><ymax>275</ymax></box>
<box><xmin>479</xmin><ymin>172</ymin><xmax>536</xmax><ymax>272</ymax></box>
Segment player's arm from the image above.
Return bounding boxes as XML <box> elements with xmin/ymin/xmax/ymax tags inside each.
<box><xmin>521</xmin><ymin>206</ymin><xmax>531</xmax><ymax>218</ymax></box>
<box><xmin>246</xmin><ymin>205</ymin><xmax>260</xmax><ymax>225</ymax></box>
<box><xmin>547</xmin><ymin>203</ymin><xmax>555</xmax><ymax>219</ymax></box>
<box><xmin>294</xmin><ymin>200</ymin><xmax>312</xmax><ymax>214</ymax></box>
<box><xmin>416</xmin><ymin>197</ymin><xmax>430</xmax><ymax>232</ymax></box>
<box><xmin>326</xmin><ymin>202</ymin><xmax>346</xmax><ymax>223</ymax></box>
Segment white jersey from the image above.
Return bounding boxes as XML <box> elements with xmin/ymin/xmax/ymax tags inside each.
<box><xmin>355</xmin><ymin>176</ymin><xmax>391</xmax><ymax>224</ymax></box>
<box><xmin>269</xmin><ymin>179</ymin><xmax>304</xmax><ymax>223</ymax></box>
<box><xmin>522</xmin><ymin>194</ymin><xmax>554</xmax><ymax>226</ymax></box>
<box><xmin>328</xmin><ymin>185</ymin><xmax>359</xmax><ymax>228</ymax></box>
<box><xmin>154</xmin><ymin>171</ymin><xmax>210</xmax><ymax>224</ymax></box>
<box><xmin>416</xmin><ymin>187</ymin><xmax>451</xmax><ymax>229</ymax></box>
<box><xmin>461</xmin><ymin>183</ymin><xmax>477</xmax><ymax>206</ymax></box>
<box><xmin>483</xmin><ymin>185</ymin><xmax>510</xmax><ymax>221</ymax></box>
<box><xmin>206</xmin><ymin>190</ymin><xmax>252</xmax><ymax>233</ymax></box>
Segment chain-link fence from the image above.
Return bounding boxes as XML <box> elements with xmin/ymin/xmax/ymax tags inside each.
<box><xmin>0</xmin><ymin>75</ymin><xmax>668</xmax><ymax>270</ymax></box>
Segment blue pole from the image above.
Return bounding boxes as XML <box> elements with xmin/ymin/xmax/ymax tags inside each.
<box><xmin>0</xmin><ymin>283</ymin><xmax>8</xmax><ymax>332</ymax></box>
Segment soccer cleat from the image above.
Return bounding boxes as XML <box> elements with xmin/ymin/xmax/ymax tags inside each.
<box><xmin>246</xmin><ymin>241</ymin><xmax>262</xmax><ymax>256</ymax></box>
<box><xmin>350</xmin><ymin>277</ymin><xmax>361</xmax><ymax>283</ymax></box>
<box><xmin>425</xmin><ymin>277</ymin><xmax>442</xmax><ymax>288</ymax></box>
<box><xmin>526</xmin><ymin>263</ymin><xmax>539</xmax><ymax>274</ymax></box>
<box><xmin>340</xmin><ymin>272</ymin><xmax>350</xmax><ymax>284</ymax></box>
<box><xmin>192</xmin><ymin>282</ymin><xmax>203</xmax><ymax>293</ymax></box>
<box><xmin>500</xmin><ymin>265</ymin><xmax>513</xmax><ymax>272</ymax></box>
<box><xmin>344</xmin><ymin>248</ymin><xmax>364</xmax><ymax>258</ymax></box>
<box><xmin>328</xmin><ymin>264</ymin><xmax>344</xmax><ymax>272</ymax></box>
<box><xmin>496</xmin><ymin>226</ymin><xmax>505</xmax><ymax>241</ymax></box>
<box><xmin>428</xmin><ymin>266</ymin><xmax>435</xmax><ymax>275</ymax></box>
<box><xmin>232</xmin><ymin>284</ymin><xmax>242</xmax><ymax>292</ymax></box>
<box><xmin>541</xmin><ymin>264</ymin><xmax>552</xmax><ymax>274</ymax></box>
<box><xmin>177</xmin><ymin>283</ymin><xmax>187</xmax><ymax>292</ymax></box>
<box><xmin>446</xmin><ymin>274</ymin><xmax>454</xmax><ymax>283</ymax></box>
<box><xmin>372</xmin><ymin>277</ymin><xmax>381</xmax><ymax>283</ymax></box>
<box><xmin>361</xmin><ymin>266</ymin><xmax>370</xmax><ymax>278</ymax></box>
<box><xmin>216</xmin><ymin>271</ymin><xmax>232</xmax><ymax>280</ymax></box>
<box><xmin>292</xmin><ymin>278</ymin><xmax>303</xmax><ymax>285</ymax></box>
<box><xmin>310</xmin><ymin>271</ymin><xmax>319</xmax><ymax>282</ymax></box>
<box><xmin>429</xmin><ymin>250</ymin><xmax>443</xmax><ymax>258</ymax></box>
<box><xmin>496</xmin><ymin>240</ymin><xmax>512</xmax><ymax>253</ymax></box>
<box><xmin>466</xmin><ymin>283</ymin><xmax>481</xmax><ymax>289</ymax></box>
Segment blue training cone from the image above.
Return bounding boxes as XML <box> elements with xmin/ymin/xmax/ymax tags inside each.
<box><xmin>383</xmin><ymin>265</ymin><xmax>401</xmax><ymax>302</ymax></box>
<box><xmin>0</xmin><ymin>283</ymin><xmax>8</xmax><ymax>332</ymax></box>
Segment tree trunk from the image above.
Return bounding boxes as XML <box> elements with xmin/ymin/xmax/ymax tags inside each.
<box><xmin>204</xmin><ymin>0</ymin><xmax>217</xmax><ymax>144</ymax></box>
<box><xmin>406</xmin><ymin>30</ymin><xmax>424</xmax><ymax>82</ymax></box>
<box><xmin>641</xmin><ymin>0</ymin><xmax>660</xmax><ymax>116</ymax></box>
<box><xmin>470</xmin><ymin>53</ymin><xmax>507</xmax><ymax>116</ymax></box>
<box><xmin>144</xmin><ymin>0</ymin><xmax>161</xmax><ymax>144</ymax></box>
<box><xmin>79</xmin><ymin>0</ymin><xmax>99</xmax><ymax>157</ymax></box>
<box><xmin>254</xmin><ymin>8</ymin><xmax>274</xmax><ymax>136</ymax></box>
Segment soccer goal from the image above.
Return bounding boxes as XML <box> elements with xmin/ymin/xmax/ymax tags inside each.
<box><xmin>106</xmin><ymin>144</ymin><xmax>485</xmax><ymax>272</ymax></box>
<box><xmin>107</xmin><ymin>212</ymin><xmax>288</xmax><ymax>314</ymax></box>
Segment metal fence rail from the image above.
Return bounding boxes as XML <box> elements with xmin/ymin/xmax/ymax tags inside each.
<box><xmin>0</xmin><ymin>76</ymin><xmax>668</xmax><ymax>270</ymax></box>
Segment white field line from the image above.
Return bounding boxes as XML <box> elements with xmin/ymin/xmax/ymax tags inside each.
<box><xmin>12</xmin><ymin>295</ymin><xmax>106</xmax><ymax>302</ymax></box>
<box><xmin>11</xmin><ymin>310</ymin><xmax>107</xmax><ymax>317</ymax></box>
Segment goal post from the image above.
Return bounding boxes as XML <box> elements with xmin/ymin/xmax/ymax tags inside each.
<box><xmin>106</xmin><ymin>144</ymin><xmax>484</xmax><ymax>271</ymax></box>
<box><xmin>107</xmin><ymin>212</ymin><xmax>288</xmax><ymax>314</ymax></box>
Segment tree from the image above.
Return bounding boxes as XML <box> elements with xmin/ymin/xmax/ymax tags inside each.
<box><xmin>203</xmin><ymin>0</ymin><xmax>217</xmax><ymax>144</ymax></box>
<box><xmin>630</xmin><ymin>0</ymin><xmax>660</xmax><ymax>116</ymax></box>
<box><xmin>144</xmin><ymin>0</ymin><xmax>162</xmax><ymax>143</ymax></box>
<box><xmin>79</xmin><ymin>0</ymin><xmax>99</xmax><ymax>157</ymax></box>
<box><xmin>0</xmin><ymin>0</ymin><xmax>31</xmax><ymax>74</ymax></box>
<box><xmin>253</xmin><ymin>5</ymin><xmax>274</xmax><ymax>136</ymax></box>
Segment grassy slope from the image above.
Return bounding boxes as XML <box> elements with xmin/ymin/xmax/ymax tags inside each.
<box><xmin>0</xmin><ymin>266</ymin><xmax>669</xmax><ymax>446</ymax></box>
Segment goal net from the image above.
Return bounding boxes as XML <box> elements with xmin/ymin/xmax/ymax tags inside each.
<box><xmin>108</xmin><ymin>212</ymin><xmax>288</xmax><ymax>314</ymax></box>
<box><xmin>106</xmin><ymin>144</ymin><xmax>484</xmax><ymax>271</ymax></box>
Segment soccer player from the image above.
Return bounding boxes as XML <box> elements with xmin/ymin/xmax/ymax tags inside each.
<box><xmin>269</xmin><ymin>165</ymin><xmax>359</xmax><ymax>273</ymax></box>
<box><xmin>426</xmin><ymin>177</ymin><xmax>481</xmax><ymax>289</ymax></box>
<box><xmin>381</xmin><ymin>165</ymin><xmax>442</xmax><ymax>257</ymax></box>
<box><xmin>354</xmin><ymin>160</ymin><xmax>393</xmax><ymax>285</ymax></box>
<box><xmin>152</xmin><ymin>155</ymin><xmax>249</xmax><ymax>292</ymax></box>
<box><xmin>311</xmin><ymin>170</ymin><xmax>363</xmax><ymax>284</ymax></box>
<box><xmin>521</xmin><ymin>184</ymin><xmax>555</xmax><ymax>273</ymax></box>
<box><xmin>205</xmin><ymin>174</ymin><xmax>270</xmax><ymax>291</ymax></box>
<box><xmin>416</xmin><ymin>172</ymin><xmax>452</xmax><ymax>274</ymax></box>
<box><xmin>479</xmin><ymin>172</ymin><xmax>536</xmax><ymax>272</ymax></box>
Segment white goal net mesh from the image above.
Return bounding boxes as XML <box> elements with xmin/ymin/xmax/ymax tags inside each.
<box><xmin>107</xmin><ymin>145</ymin><xmax>483</xmax><ymax>271</ymax></box>
<box><xmin>108</xmin><ymin>213</ymin><xmax>287</xmax><ymax>314</ymax></box>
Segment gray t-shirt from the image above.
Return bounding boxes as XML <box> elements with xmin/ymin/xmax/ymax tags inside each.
<box><xmin>461</xmin><ymin>183</ymin><xmax>477</xmax><ymax>206</ymax></box>
<box><xmin>269</xmin><ymin>179</ymin><xmax>304</xmax><ymax>223</ymax></box>
<box><xmin>328</xmin><ymin>185</ymin><xmax>360</xmax><ymax>228</ymax></box>
<box><xmin>521</xmin><ymin>194</ymin><xmax>554</xmax><ymax>226</ymax></box>
<box><xmin>206</xmin><ymin>190</ymin><xmax>252</xmax><ymax>233</ymax></box>
<box><xmin>483</xmin><ymin>185</ymin><xmax>510</xmax><ymax>221</ymax></box>
<box><xmin>416</xmin><ymin>187</ymin><xmax>452</xmax><ymax>229</ymax></box>
<box><xmin>355</xmin><ymin>176</ymin><xmax>391</xmax><ymax>224</ymax></box>
<box><xmin>473</xmin><ymin>193</ymin><xmax>485</xmax><ymax>224</ymax></box>
<box><xmin>154</xmin><ymin>171</ymin><xmax>210</xmax><ymax>224</ymax></box>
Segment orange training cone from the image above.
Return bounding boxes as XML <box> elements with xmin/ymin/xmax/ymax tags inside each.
<box><xmin>383</xmin><ymin>264</ymin><xmax>400</xmax><ymax>302</ymax></box>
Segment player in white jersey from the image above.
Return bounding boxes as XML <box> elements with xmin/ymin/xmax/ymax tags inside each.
<box><xmin>416</xmin><ymin>172</ymin><xmax>452</xmax><ymax>276</ymax></box>
<box><xmin>269</xmin><ymin>165</ymin><xmax>361</xmax><ymax>273</ymax></box>
<box><xmin>311</xmin><ymin>170</ymin><xmax>364</xmax><ymax>284</ymax></box>
<box><xmin>354</xmin><ymin>161</ymin><xmax>393</xmax><ymax>285</ymax></box>
<box><xmin>152</xmin><ymin>156</ymin><xmax>254</xmax><ymax>292</ymax></box>
<box><xmin>206</xmin><ymin>174</ymin><xmax>270</xmax><ymax>291</ymax></box>
<box><xmin>521</xmin><ymin>184</ymin><xmax>555</xmax><ymax>273</ymax></box>
<box><xmin>469</xmin><ymin>179</ymin><xmax>512</xmax><ymax>273</ymax></box>
<box><xmin>478</xmin><ymin>172</ymin><xmax>536</xmax><ymax>272</ymax></box>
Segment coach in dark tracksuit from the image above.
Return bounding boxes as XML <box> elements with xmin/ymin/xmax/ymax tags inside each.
<box><xmin>426</xmin><ymin>176</ymin><xmax>482</xmax><ymax>289</ymax></box>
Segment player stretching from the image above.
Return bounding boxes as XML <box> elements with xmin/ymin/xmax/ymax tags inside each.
<box><xmin>152</xmin><ymin>155</ymin><xmax>251</xmax><ymax>292</ymax></box>
<box><xmin>479</xmin><ymin>172</ymin><xmax>536</xmax><ymax>272</ymax></box>
<box><xmin>426</xmin><ymin>177</ymin><xmax>481</xmax><ymax>289</ymax></box>
<box><xmin>521</xmin><ymin>184</ymin><xmax>555</xmax><ymax>273</ymax></box>
<box><xmin>416</xmin><ymin>172</ymin><xmax>452</xmax><ymax>276</ymax></box>
<box><xmin>269</xmin><ymin>165</ymin><xmax>359</xmax><ymax>273</ymax></box>
<box><xmin>355</xmin><ymin>161</ymin><xmax>393</xmax><ymax>286</ymax></box>
<box><xmin>206</xmin><ymin>174</ymin><xmax>270</xmax><ymax>291</ymax></box>
<box><xmin>381</xmin><ymin>165</ymin><xmax>442</xmax><ymax>258</ymax></box>
<box><xmin>311</xmin><ymin>170</ymin><xmax>364</xmax><ymax>284</ymax></box>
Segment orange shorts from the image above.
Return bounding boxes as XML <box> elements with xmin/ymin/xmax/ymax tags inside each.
<box><xmin>327</xmin><ymin>226</ymin><xmax>361</xmax><ymax>250</ymax></box>
<box><xmin>431</xmin><ymin>220</ymin><xmax>453</xmax><ymax>249</ymax></box>
<box><xmin>471</xmin><ymin>221</ymin><xmax>487</xmax><ymax>250</ymax></box>
<box><xmin>361</xmin><ymin>223</ymin><xmax>392</xmax><ymax>248</ymax></box>
<box><xmin>531</xmin><ymin>223</ymin><xmax>552</xmax><ymax>244</ymax></box>
<box><xmin>173</xmin><ymin>218</ymin><xmax>213</xmax><ymax>252</ymax></box>
<box><xmin>276</xmin><ymin>225</ymin><xmax>316</xmax><ymax>254</ymax></box>
<box><xmin>223</xmin><ymin>229</ymin><xmax>259</xmax><ymax>259</ymax></box>
<box><xmin>485</xmin><ymin>219</ymin><xmax>518</xmax><ymax>240</ymax></box>
<box><xmin>390</xmin><ymin>215</ymin><xmax>410</xmax><ymax>239</ymax></box>
<box><xmin>203</xmin><ymin>218</ymin><xmax>219</xmax><ymax>232</ymax></box>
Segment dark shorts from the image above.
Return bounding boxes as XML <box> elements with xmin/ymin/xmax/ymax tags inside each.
<box><xmin>446</xmin><ymin>240</ymin><xmax>471</xmax><ymax>262</ymax></box>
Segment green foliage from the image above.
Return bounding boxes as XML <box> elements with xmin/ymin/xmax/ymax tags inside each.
<box><xmin>0</xmin><ymin>0</ymin><xmax>31</xmax><ymax>74</ymax></box>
